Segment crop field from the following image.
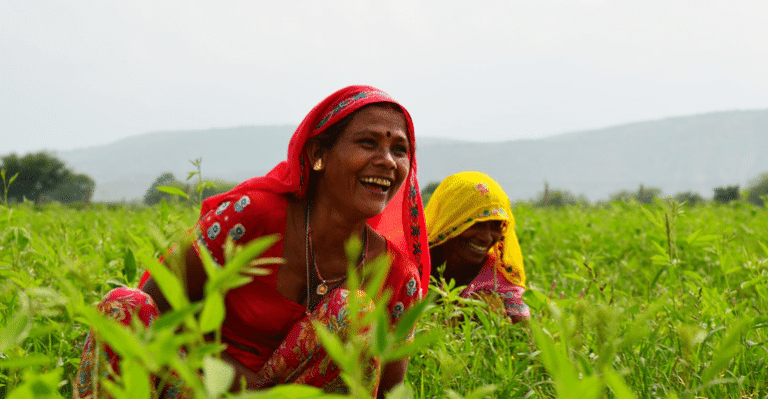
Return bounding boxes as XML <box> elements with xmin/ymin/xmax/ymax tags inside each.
<box><xmin>0</xmin><ymin>199</ymin><xmax>766</xmax><ymax>398</ymax></box>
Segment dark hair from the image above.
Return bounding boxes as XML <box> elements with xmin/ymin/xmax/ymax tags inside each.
<box><xmin>309</xmin><ymin>102</ymin><xmax>405</xmax><ymax>153</ymax></box>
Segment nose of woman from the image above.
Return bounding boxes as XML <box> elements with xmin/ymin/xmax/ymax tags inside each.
<box><xmin>478</xmin><ymin>222</ymin><xmax>502</xmax><ymax>246</ymax></box>
<box><xmin>374</xmin><ymin>147</ymin><xmax>397</xmax><ymax>169</ymax></box>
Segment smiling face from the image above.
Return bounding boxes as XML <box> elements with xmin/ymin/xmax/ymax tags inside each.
<box><xmin>440</xmin><ymin>220</ymin><xmax>504</xmax><ymax>283</ymax></box>
<box><xmin>311</xmin><ymin>104</ymin><xmax>411</xmax><ymax>220</ymax></box>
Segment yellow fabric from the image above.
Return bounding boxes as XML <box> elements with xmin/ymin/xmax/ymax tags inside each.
<box><xmin>425</xmin><ymin>171</ymin><xmax>526</xmax><ymax>287</ymax></box>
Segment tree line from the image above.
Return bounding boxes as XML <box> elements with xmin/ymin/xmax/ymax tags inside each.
<box><xmin>1</xmin><ymin>152</ymin><xmax>237</xmax><ymax>207</ymax></box>
<box><xmin>421</xmin><ymin>175</ymin><xmax>768</xmax><ymax>208</ymax></box>
<box><xmin>1</xmin><ymin>152</ymin><xmax>94</xmax><ymax>204</ymax></box>
<box><xmin>142</xmin><ymin>171</ymin><xmax>237</xmax><ymax>206</ymax></box>
<box><xmin>4</xmin><ymin>152</ymin><xmax>767</xmax><ymax>208</ymax></box>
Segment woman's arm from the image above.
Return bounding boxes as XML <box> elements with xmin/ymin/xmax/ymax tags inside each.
<box><xmin>378</xmin><ymin>359</ymin><xmax>408</xmax><ymax>398</ymax></box>
<box><xmin>141</xmin><ymin>246</ymin><xmax>266</xmax><ymax>392</ymax></box>
<box><xmin>140</xmin><ymin>245</ymin><xmax>207</xmax><ymax>314</ymax></box>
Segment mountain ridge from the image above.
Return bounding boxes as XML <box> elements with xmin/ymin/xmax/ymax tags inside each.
<box><xmin>55</xmin><ymin>109</ymin><xmax>768</xmax><ymax>203</ymax></box>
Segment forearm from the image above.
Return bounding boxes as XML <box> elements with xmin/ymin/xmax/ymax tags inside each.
<box><xmin>140</xmin><ymin>246</ymin><xmax>207</xmax><ymax>314</ymax></box>
<box><xmin>378</xmin><ymin>358</ymin><xmax>408</xmax><ymax>399</ymax></box>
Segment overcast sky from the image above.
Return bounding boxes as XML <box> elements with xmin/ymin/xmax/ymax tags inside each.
<box><xmin>2</xmin><ymin>0</ymin><xmax>767</xmax><ymax>155</ymax></box>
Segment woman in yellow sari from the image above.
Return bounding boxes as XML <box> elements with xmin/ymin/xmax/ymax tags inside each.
<box><xmin>425</xmin><ymin>171</ymin><xmax>529</xmax><ymax>323</ymax></box>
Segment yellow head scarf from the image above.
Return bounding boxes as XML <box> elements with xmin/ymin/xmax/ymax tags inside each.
<box><xmin>425</xmin><ymin>171</ymin><xmax>526</xmax><ymax>287</ymax></box>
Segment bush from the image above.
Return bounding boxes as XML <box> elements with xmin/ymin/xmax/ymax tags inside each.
<box><xmin>535</xmin><ymin>182</ymin><xmax>589</xmax><ymax>207</ymax></box>
<box><xmin>0</xmin><ymin>152</ymin><xmax>94</xmax><ymax>203</ymax></box>
<box><xmin>672</xmin><ymin>191</ymin><xmax>706</xmax><ymax>207</ymax></box>
<box><xmin>745</xmin><ymin>173</ymin><xmax>768</xmax><ymax>207</ymax></box>
<box><xmin>609</xmin><ymin>184</ymin><xmax>662</xmax><ymax>205</ymax></box>
<box><xmin>421</xmin><ymin>181</ymin><xmax>440</xmax><ymax>206</ymax></box>
<box><xmin>713</xmin><ymin>185</ymin><xmax>740</xmax><ymax>204</ymax></box>
<box><xmin>143</xmin><ymin>172</ymin><xmax>184</xmax><ymax>205</ymax></box>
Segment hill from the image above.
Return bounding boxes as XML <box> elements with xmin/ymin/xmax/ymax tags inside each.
<box><xmin>56</xmin><ymin>110</ymin><xmax>768</xmax><ymax>202</ymax></box>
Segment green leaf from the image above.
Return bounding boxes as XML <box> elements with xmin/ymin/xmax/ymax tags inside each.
<box><xmin>394</xmin><ymin>292</ymin><xmax>433</xmax><ymax>342</ymax></box>
<box><xmin>121</xmin><ymin>360</ymin><xmax>152</xmax><ymax>399</ymax></box>
<box><xmin>383</xmin><ymin>330</ymin><xmax>439</xmax><ymax>362</ymax></box>
<box><xmin>759</xmin><ymin>241</ymin><xmax>768</xmax><ymax>257</ymax></box>
<box><xmin>199</xmin><ymin>291</ymin><xmax>226</xmax><ymax>333</ymax></box>
<box><xmin>522</xmin><ymin>288</ymin><xmax>548</xmax><ymax>312</ymax></box>
<box><xmin>651</xmin><ymin>240</ymin><xmax>668</xmax><ymax>257</ymax></box>
<box><xmin>681</xmin><ymin>270</ymin><xmax>703</xmax><ymax>283</ymax></box>
<box><xmin>604</xmin><ymin>369</ymin><xmax>637</xmax><ymax>399</ymax></box>
<box><xmin>460</xmin><ymin>384</ymin><xmax>498</xmax><ymax>399</ymax></box>
<box><xmin>123</xmin><ymin>247</ymin><xmax>137</xmax><ymax>284</ymax></box>
<box><xmin>78</xmin><ymin>306</ymin><xmax>157</xmax><ymax>370</ymax></box>
<box><xmin>204</xmin><ymin>355</ymin><xmax>235</xmax><ymax>398</ymax></box>
<box><xmin>363</xmin><ymin>254</ymin><xmax>391</xmax><ymax>301</ymax></box>
<box><xmin>685</xmin><ymin>229</ymin><xmax>701</xmax><ymax>244</ymax></box>
<box><xmin>384</xmin><ymin>383</ymin><xmax>413</xmax><ymax>399</ymax></box>
<box><xmin>0</xmin><ymin>296</ymin><xmax>31</xmax><ymax>352</ymax></box>
<box><xmin>563</xmin><ymin>273</ymin><xmax>586</xmax><ymax>282</ymax></box>
<box><xmin>230</xmin><ymin>384</ymin><xmax>346</xmax><ymax>398</ymax></box>
<box><xmin>6</xmin><ymin>368</ymin><xmax>62</xmax><ymax>399</ymax></box>
<box><xmin>639</xmin><ymin>206</ymin><xmax>662</xmax><ymax>229</ymax></box>
<box><xmin>741</xmin><ymin>275</ymin><xmax>768</xmax><ymax>290</ymax></box>
<box><xmin>700</xmin><ymin>316</ymin><xmax>753</xmax><ymax>385</ymax></box>
<box><xmin>649</xmin><ymin>263</ymin><xmax>668</xmax><ymax>288</ymax></box>
<box><xmin>8</xmin><ymin>172</ymin><xmax>18</xmax><ymax>185</ymax></box>
<box><xmin>312</xmin><ymin>321</ymin><xmax>352</xmax><ymax>371</ymax></box>
<box><xmin>157</xmin><ymin>185</ymin><xmax>189</xmax><ymax>199</ymax></box>
<box><xmin>373</xmin><ymin>317</ymin><xmax>389</xmax><ymax>356</ymax></box>
<box><xmin>0</xmin><ymin>354</ymin><xmax>50</xmax><ymax>369</ymax></box>
<box><xmin>206</xmin><ymin>234</ymin><xmax>279</xmax><ymax>293</ymax></box>
<box><xmin>139</xmin><ymin>251</ymin><xmax>189</xmax><ymax>311</ymax></box>
<box><xmin>150</xmin><ymin>304</ymin><xmax>200</xmax><ymax>332</ymax></box>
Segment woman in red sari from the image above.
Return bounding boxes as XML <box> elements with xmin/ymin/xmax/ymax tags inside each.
<box><xmin>74</xmin><ymin>86</ymin><xmax>430</xmax><ymax>398</ymax></box>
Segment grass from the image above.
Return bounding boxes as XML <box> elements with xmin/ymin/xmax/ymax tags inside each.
<box><xmin>1</xmin><ymin>199</ymin><xmax>766</xmax><ymax>398</ymax></box>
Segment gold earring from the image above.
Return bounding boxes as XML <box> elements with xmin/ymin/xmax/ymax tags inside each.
<box><xmin>313</xmin><ymin>158</ymin><xmax>323</xmax><ymax>171</ymax></box>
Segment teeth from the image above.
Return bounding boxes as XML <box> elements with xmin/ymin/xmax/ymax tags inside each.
<box><xmin>468</xmin><ymin>242</ymin><xmax>488</xmax><ymax>253</ymax></box>
<box><xmin>360</xmin><ymin>177</ymin><xmax>392</xmax><ymax>187</ymax></box>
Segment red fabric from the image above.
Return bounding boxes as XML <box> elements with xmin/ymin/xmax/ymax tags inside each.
<box><xmin>74</xmin><ymin>288</ymin><xmax>192</xmax><ymax>399</ymax></box>
<box><xmin>200</xmin><ymin>85</ymin><xmax>430</xmax><ymax>293</ymax></box>
<box><xmin>196</xmin><ymin>189</ymin><xmax>423</xmax><ymax>373</ymax></box>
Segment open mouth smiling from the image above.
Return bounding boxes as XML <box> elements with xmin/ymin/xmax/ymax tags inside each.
<box><xmin>467</xmin><ymin>241</ymin><xmax>490</xmax><ymax>254</ymax></box>
<box><xmin>360</xmin><ymin>177</ymin><xmax>393</xmax><ymax>193</ymax></box>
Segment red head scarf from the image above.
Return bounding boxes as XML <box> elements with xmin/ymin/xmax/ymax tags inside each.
<box><xmin>201</xmin><ymin>85</ymin><xmax>431</xmax><ymax>293</ymax></box>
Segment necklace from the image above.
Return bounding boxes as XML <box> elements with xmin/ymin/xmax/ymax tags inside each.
<box><xmin>304</xmin><ymin>201</ymin><xmax>368</xmax><ymax>313</ymax></box>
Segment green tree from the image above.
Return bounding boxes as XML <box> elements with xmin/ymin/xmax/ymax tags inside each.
<box><xmin>41</xmin><ymin>173</ymin><xmax>95</xmax><ymax>203</ymax></box>
<box><xmin>713</xmin><ymin>185</ymin><xmax>740</xmax><ymax>204</ymax></box>
<box><xmin>745</xmin><ymin>173</ymin><xmax>768</xmax><ymax>207</ymax></box>
<box><xmin>420</xmin><ymin>181</ymin><xmax>441</xmax><ymax>206</ymax></box>
<box><xmin>199</xmin><ymin>180</ymin><xmax>237</xmax><ymax>202</ymax></box>
<box><xmin>143</xmin><ymin>172</ymin><xmax>237</xmax><ymax>206</ymax></box>
<box><xmin>0</xmin><ymin>152</ymin><xmax>74</xmax><ymax>202</ymax></box>
<box><xmin>635</xmin><ymin>184</ymin><xmax>662</xmax><ymax>204</ymax></box>
<box><xmin>672</xmin><ymin>191</ymin><xmax>706</xmax><ymax>207</ymax></box>
<box><xmin>143</xmin><ymin>172</ymin><xmax>186</xmax><ymax>205</ymax></box>
<box><xmin>608</xmin><ymin>184</ymin><xmax>662</xmax><ymax>204</ymax></box>
<box><xmin>535</xmin><ymin>182</ymin><xmax>588</xmax><ymax>207</ymax></box>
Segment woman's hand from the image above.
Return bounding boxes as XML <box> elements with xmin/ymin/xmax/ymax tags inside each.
<box><xmin>220</xmin><ymin>351</ymin><xmax>269</xmax><ymax>392</ymax></box>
